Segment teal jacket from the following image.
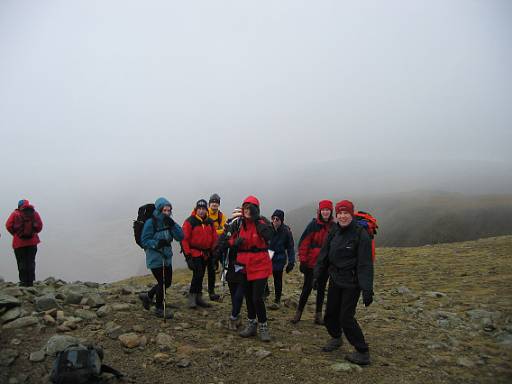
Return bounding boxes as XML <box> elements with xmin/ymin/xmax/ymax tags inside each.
<box><xmin>141</xmin><ymin>197</ymin><xmax>184</xmax><ymax>269</ymax></box>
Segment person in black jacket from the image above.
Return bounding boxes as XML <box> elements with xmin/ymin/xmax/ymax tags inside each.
<box><xmin>268</xmin><ymin>209</ymin><xmax>295</xmax><ymax>309</ymax></box>
<box><xmin>314</xmin><ymin>200</ymin><xmax>374</xmax><ymax>366</ymax></box>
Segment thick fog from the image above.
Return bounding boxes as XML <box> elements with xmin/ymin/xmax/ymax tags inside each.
<box><xmin>1</xmin><ymin>0</ymin><xmax>511</xmax><ymax>282</ymax></box>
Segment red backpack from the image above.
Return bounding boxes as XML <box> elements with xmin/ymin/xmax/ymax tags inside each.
<box><xmin>354</xmin><ymin>211</ymin><xmax>378</xmax><ymax>262</ymax></box>
<box><xmin>17</xmin><ymin>208</ymin><xmax>36</xmax><ymax>239</ymax></box>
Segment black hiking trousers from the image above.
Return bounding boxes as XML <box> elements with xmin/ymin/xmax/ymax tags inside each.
<box><xmin>324</xmin><ymin>279</ymin><xmax>369</xmax><ymax>352</ymax></box>
<box><xmin>149</xmin><ymin>266</ymin><xmax>172</xmax><ymax>309</ymax></box>
<box><xmin>189</xmin><ymin>257</ymin><xmax>207</xmax><ymax>294</ymax></box>
<box><xmin>14</xmin><ymin>246</ymin><xmax>37</xmax><ymax>287</ymax></box>
<box><xmin>242</xmin><ymin>274</ymin><xmax>268</xmax><ymax>323</ymax></box>
<box><xmin>207</xmin><ymin>256</ymin><xmax>217</xmax><ymax>294</ymax></box>
<box><xmin>298</xmin><ymin>267</ymin><xmax>327</xmax><ymax>313</ymax></box>
<box><xmin>272</xmin><ymin>269</ymin><xmax>284</xmax><ymax>303</ymax></box>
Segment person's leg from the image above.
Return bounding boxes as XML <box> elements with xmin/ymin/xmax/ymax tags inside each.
<box><xmin>298</xmin><ymin>268</ymin><xmax>314</xmax><ymax>311</ymax></box>
<box><xmin>273</xmin><ymin>270</ymin><xmax>283</xmax><ymax>303</ymax></box>
<box><xmin>322</xmin><ymin>279</ymin><xmax>344</xmax><ymax>352</ymax></box>
<box><xmin>189</xmin><ymin>258</ymin><xmax>205</xmax><ymax>294</ymax></box>
<box><xmin>25</xmin><ymin>246</ymin><xmax>37</xmax><ymax>286</ymax></box>
<box><xmin>14</xmin><ymin>248</ymin><xmax>26</xmax><ymax>286</ymax></box>
<box><xmin>252</xmin><ymin>278</ymin><xmax>270</xmax><ymax>341</ymax></box>
<box><xmin>340</xmin><ymin>287</ymin><xmax>368</xmax><ymax>352</ymax></box>
<box><xmin>233</xmin><ymin>281</ymin><xmax>245</xmax><ymax>318</ymax></box>
<box><xmin>207</xmin><ymin>256</ymin><xmax>219</xmax><ymax>300</ymax></box>
<box><xmin>150</xmin><ymin>268</ymin><xmax>164</xmax><ymax>308</ymax></box>
<box><xmin>239</xmin><ymin>275</ymin><xmax>257</xmax><ymax>337</ymax></box>
<box><xmin>195</xmin><ymin>259</ymin><xmax>211</xmax><ymax>307</ymax></box>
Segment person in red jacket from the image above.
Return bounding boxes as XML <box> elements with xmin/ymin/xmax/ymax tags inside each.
<box><xmin>182</xmin><ymin>199</ymin><xmax>218</xmax><ymax>309</ymax></box>
<box><xmin>291</xmin><ymin>200</ymin><xmax>334</xmax><ymax>325</ymax></box>
<box><xmin>229</xmin><ymin>196</ymin><xmax>274</xmax><ymax>342</ymax></box>
<box><xmin>5</xmin><ymin>199</ymin><xmax>44</xmax><ymax>287</ymax></box>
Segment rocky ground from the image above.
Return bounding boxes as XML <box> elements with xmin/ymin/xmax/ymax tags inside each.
<box><xmin>1</xmin><ymin>236</ymin><xmax>511</xmax><ymax>384</ymax></box>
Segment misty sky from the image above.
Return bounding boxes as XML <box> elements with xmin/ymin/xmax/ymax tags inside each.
<box><xmin>1</xmin><ymin>1</ymin><xmax>511</xmax><ymax>282</ymax></box>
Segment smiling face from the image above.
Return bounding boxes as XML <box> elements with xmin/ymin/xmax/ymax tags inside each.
<box><xmin>336</xmin><ymin>210</ymin><xmax>353</xmax><ymax>227</ymax></box>
<box><xmin>242</xmin><ymin>205</ymin><xmax>251</xmax><ymax>219</ymax></box>
<box><xmin>196</xmin><ymin>207</ymin><xmax>208</xmax><ymax>219</ymax></box>
<box><xmin>320</xmin><ymin>208</ymin><xmax>332</xmax><ymax>221</ymax></box>
<box><xmin>272</xmin><ymin>216</ymin><xmax>282</xmax><ymax>229</ymax></box>
<box><xmin>209</xmin><ymin>202</ymin><xmax>219</xmax><ymax>212</ymax></box>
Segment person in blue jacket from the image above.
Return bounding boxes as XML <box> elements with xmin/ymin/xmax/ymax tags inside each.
<box><xmin>268</xmin><ymin>209</ymin><xmax>295</xmax><ymax>310</ymax></box>
<box><xmin>138</xmin><ymin>197</ymin><xmax>184</xmax><ymax>319</ymax></box>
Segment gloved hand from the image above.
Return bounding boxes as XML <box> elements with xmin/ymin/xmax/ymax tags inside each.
<box><xmin>156</xmin><ymin>239</ymin><xmax>169</xmax><ymax>249</ymax></box>
<box><xmin>299</xmin><ymin>263</ymin><xmax>308</xmax><ymax>274</ymax></box>
<box><xmin>234</xmin><ymin>237</ymin><xmax>244</xmax><ymax>248</ymax></box>
<box><xmin>312</xmin><ymin>279</ymin><xmax>318</xmax><ymax>290</ymax></box>
<box><xmin>285</xmin><ymin>263</ymin><xmax>294</xmax><ymax>274</ymax></box>
<box><xmin>249</xmin><ymin>205</ymin><xmax>260</xmax><ymax>222</ymax></box>
<box><xmin>185</xmin><ymin>256</ymin><xmax>194</xmax><ymax>271</ymax></box>
<box><xmin>163</xmin><ymin>216</ymin><xmax>175</xmax><ymax>228</ymax></box>
<box><xmin>362</xmin><ymin>290</ymin><xmax>374</xmax><ymax>307</ymax></box>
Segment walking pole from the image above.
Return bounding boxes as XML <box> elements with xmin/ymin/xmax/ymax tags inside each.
<box><xmin>162</xmin><ymin>256</ymin><xmax>166</xmax><ymax>323</ymax></box>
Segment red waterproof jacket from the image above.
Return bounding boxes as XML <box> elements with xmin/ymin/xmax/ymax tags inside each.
<box><xmin>298</xmin><ymin>217</ymin><xmax>333</xmax><ymax>268</ymax></box>
<box><xmin>230</xmin><ymin>218</ymin><xmax>272</xmax><ymax>281</ymax></box>
<box><xmin>182</xmin><ymin>211</ymin><xmax>218</xmax><ymax>259</ymax></box>
<box><xmin>5</xmin><ymin>202</ymin><xmax>43</xmax><ymax>249</ymax></box>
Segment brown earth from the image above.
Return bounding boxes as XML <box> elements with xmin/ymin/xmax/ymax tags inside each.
<box><xmin>1</xmin><ymin>236</ymin><xmax>511</xmax><ymax>384</ymax></box>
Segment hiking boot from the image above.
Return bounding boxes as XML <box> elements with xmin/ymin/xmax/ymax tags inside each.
<box><xmin>258</xmin><ymin>322</ymin><xmax>271</xmax><ymax>342</ymax></box>
<box><xmin>322</xmin><ymin>337</ymin><xmax>342</xmax><ymax>352</ymax></box>
<box><xmin>345</xmin><ymin>351</ymin><xmax>371</xmax><ymax>365</ymax></box>
<box><xmin>239</xmin><ymin>320</ymin><xmax>257</xmax><ymax>338</ymax></box>
<box><xmin>196</xmin><ymin>293</ymin><xmax>211</xmax><ymax>308</ymax></box>
<box><xmin>290</xmin><ymin>309</ymin><xmax>302</xmax><ymax>324</ymax></box>
<box><xmin>154</xmin><ymin>307</ymin><xmax>173</xmax><ymax>319</ymax></box>
<box><xmin>228</xmin><ymin>317</ymin><xmax>239</xmax><ymax>331</ymax></box>
<box><xmin>188</xmin><ymin>293</ymin><xmax>197</xmax><ymax>309</ymax></box>
<box><xmin>314</xmin><ymin>312</ymin><xmax>324</xmax><ymax>325</ymax></box>
<box><xmin>268</xmin><ymin>301</ymin><xmax>280</xmax><ymax>310</ymax></box>
<box><xmin>138</xmin><ymin>292</ymin><xmax>152</xmax><ymax>310</ymax></box>
<box><xmin>209</xmin><ymin>292</ymin><xmax>221</xmax><ymax>302</ymax></box>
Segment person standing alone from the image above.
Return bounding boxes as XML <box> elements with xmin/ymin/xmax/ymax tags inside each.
<box><xmin>5</xmin><ymin>199</ymin><xmax>43</xmax><ymax>287</ymax></box>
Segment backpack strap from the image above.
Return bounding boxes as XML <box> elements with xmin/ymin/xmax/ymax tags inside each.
<box><xmin>101</xmin><ymin>364</ymin><xmax>124</xmax><ymax>379</ymax></box>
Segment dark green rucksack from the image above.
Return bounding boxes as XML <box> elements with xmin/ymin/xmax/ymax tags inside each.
<box><xmin>50</xmin><ymin>344</ymin><xmax>123</xmax><ymax>384</ymax></box>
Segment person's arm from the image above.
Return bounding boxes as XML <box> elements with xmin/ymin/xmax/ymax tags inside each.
<box><xmin>33</xmin><ymin>211</ymin><xmax>43</xmax><ymax>233</ymax></box>
<box><xmin>170</xmin><ymin>222</ymin><xmax>184</xmax><ymax>242</ymax></box>
<box><xmin>181</xmin><ymin>220</ymin><xmax>192</xmax><ymax>256</ymax></box>
<box><xmin>357</xmin><ymin>229</ymin><xmax>374</xmax><ymax>292</ymax></box>
<box><xmin>141</xmin><ymin>220</ymin><xmax>157</xmax><ymax>249</ymax></box>
<box><xmin>5</xmin><ymin>212</ymin><xmax>16</xmax><ymax>235</ymax></box>
<box><xmin>298</xmin><ymin>222</ymin><xmax>314</xmax><ymax>265</ymax></box>
<box><xmin>286</xmin><ymin>227</ymin><xmax>295</xmax><ymax>265</ymax></box>
<box><xmin>313</xmin><ymin>227</ymin><xmax>334</xmax><ymax>280</ymax></box>
<box><xmin>255</xmin><ymin>219</ymin><xmax>274</xmax><ymax>243</ymax></box>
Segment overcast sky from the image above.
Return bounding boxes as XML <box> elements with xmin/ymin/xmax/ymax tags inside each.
<box><xmin>1</xmin><ymin>0</ymin><xmax>511</xmax><ymax>281</ymax></box>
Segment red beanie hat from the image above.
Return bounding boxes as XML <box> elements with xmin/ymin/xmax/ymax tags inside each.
<box><xmin>243</xmin><ymin>195</ymin><xmax>260</xmax><ymax>207</ymax></box>
<box><xmin>335</xmin><ymin>200</ymin><xmax>354</xmax><ymax>216</ymax></box>
<box><xmin>318</xmin><ymin>200</ymin><xmax>333</xmax><ymax>211</ymax></box>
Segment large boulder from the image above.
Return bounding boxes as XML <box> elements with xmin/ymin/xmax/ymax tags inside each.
<box><xmin>35</xmin><ymin>295</ymin><xmax>60</xmax><ymax>312</ymax></box>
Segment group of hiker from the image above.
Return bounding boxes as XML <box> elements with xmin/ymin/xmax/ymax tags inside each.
<box><xmin>3</xmin><ymin>193</ymin><xmax>375</xmax><ymax>365</ymax></box>
<box><xmin>135</xmin><ymin>193</ymin><xmax>375</xmax><ymax>365</ymax></box>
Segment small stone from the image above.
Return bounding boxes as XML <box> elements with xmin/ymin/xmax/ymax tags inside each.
<box><xmin>2</xmin><ymin>316</ymin><xmax>39</xmax><ymax>329</ymax></box>
<box><xmin>331</xmin><ymin>362</ymin><xmax>362</xmax><ymax>372</ymax></box>
<box><xmin>74</xmin><ymin>309</ymin><xmax>97</xmax><ymax>320</ymax></box>
<box><xmin>254</xmin><ymin>349</ymin><xmax>272</xmax><ymax>359</ymax></box>
<box><xmin>111</xmin><ymin>303</ymin><xmax>131</xmax><ymax>311</ymax></box>
<box><xmin>154</xmin><ymin>352</ymin><xmax>171</xmax><ymax>363</ymax></box>
<box><xmin>85</xmin><ymin>294</ymin><xmax>106</xmax><ymax>308</ymax></box>
<box><xmin>176</xmin><ymin>358</ymin><xmax>191</xmax><ymax>368</ymax></box>
<box><xmin>56</xmin><ymin>311</ymin><xmax>65</xmax><ymax>321</ymax></box>
<box><xmin>57</xmin><ymin>325</ymin><xmax>71</xmax><ymax>332</ymax></box>
<box><xmin>10</xmin><ymin>338</ymin><xmax>21</xmax><ymax>345</ymax></box>
<box><xmin>96</xmin><ymin>305</ymin><xmax>112</xmax><ymax>318</ymax></box>
<box><xmin>425</xmin><ymin>291</ymin><xmax>447</xmax><ymax>298</ymax></box>
<box><xmin>84</xmin><ymin>282</ymin><xmax>99</xmax><ymax>288</ymax></box>
<box><xmin>457</xmin><ymin>357</ymin><xmax>475</xmax><ymax>368</ymax></box>
<box><xmin>0</xmin><ymin>349</ymin><xmax>19</xmax><ymax>366</ymax></box>
<box><xmin>105</xmin><ymin>322</ymin><xmax>124</xmax><ymax>339</ymax></box>
<box><xmin>29</xmin><ymin>350</ymin><xmax>46</xmax><ymax>362</ymax></box>
<box><xmin>133</xmin><ymin>324</ymin><xmax>144</xmax><ymax>333</ymax></box>
<box><xmin>119</xmin><ymin>332</ymin><xmax>141</xmax><ymax>348</ymax></box>
<box><xmin>121</xmin><ymin>286</ymin><xmax>134</xmax><ymax>295</ymax></box>
<box><xmin>43</xmin><ymin>314</ymin><xmax>56</xmax><ymax>325</ymax></box>
<box><xmin>64</xmin><ymin>291</ymin><xmax>83</xmax><ymax>305</ymax></box>
<box><xmin>396</xmin><ymin>286</ymin><xmax>412</xmax><ymax>295</ymax></box>
<box><xmin>156</xmin><ymin>332</ymin><xmax>175</xmax><ymax>351</ymax></box>
<box><xmin>62</xmin><ymin>320</ymin><xmax>78</xmax><ymax>330</ymax></box>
